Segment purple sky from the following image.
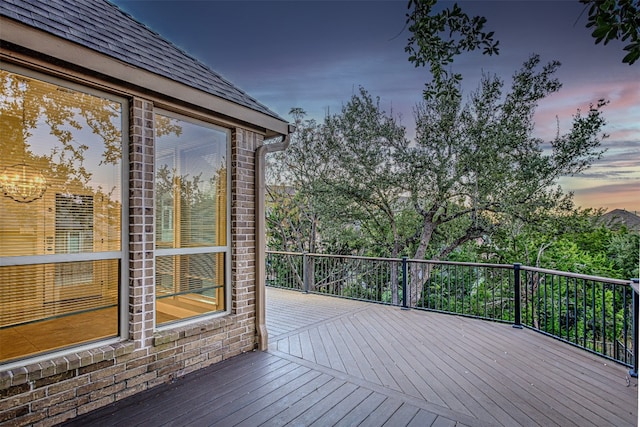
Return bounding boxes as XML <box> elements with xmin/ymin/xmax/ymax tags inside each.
<box><xmin>111</xmin><ymin>0</ymin><xmax>639</xmax><ymax>213</ymax></box>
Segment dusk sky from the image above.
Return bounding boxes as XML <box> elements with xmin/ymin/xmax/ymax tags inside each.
<box><xmin>111</xmin><ymin>0</ymin><xmax>639</xmax><ymax>213</ymax></box>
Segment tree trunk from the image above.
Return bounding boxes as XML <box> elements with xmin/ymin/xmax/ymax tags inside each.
<box><xmin>408</xmin><ymin>220</ymin><xmax>435</xmax><ymax>306</ymax></box>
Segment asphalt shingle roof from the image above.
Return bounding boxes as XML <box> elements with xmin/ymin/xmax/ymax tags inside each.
<box><xmin>0</xmin><ymin>0</ymin><xmax>284</xmax><ymax>121</ymax></box>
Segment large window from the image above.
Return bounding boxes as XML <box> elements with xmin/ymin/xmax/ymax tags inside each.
<box><xmin>154</xmin><ymin>112</ymin><xmax>228</xmax><ymax>326</ymax></box>
<box><xmin>0</xmin><ymin>67</ymin><xmax>124</xmax><ymax>363</ymax></box>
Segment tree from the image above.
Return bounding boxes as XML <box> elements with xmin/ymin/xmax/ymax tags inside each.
<box><xmin>266</xmin><ymin>108</ymin><xmax>328</xmax><ymax>255</ymax></box>
<box><xmin>581</xmin><ymin>0</ymin><xmax>640</xmax><ymax>64</ymax></box>
<box><xmin>405</xmin><ymin>0</ymin><xmax>639</xmax><ymax>85</ymax></box>
<box><xmin>277</xmin><ymin>57</ymin><xmax>607</xmax><ymax>305</ymax></box>
<box><xmin>405</xmin><ymin>0</ymin><xmax>499</xmax><ymax>100</ymax></box>
<box><xmin>403</xmin><ymin>55</ymin><xmax>606</xmax><ymax>258</ymax></box>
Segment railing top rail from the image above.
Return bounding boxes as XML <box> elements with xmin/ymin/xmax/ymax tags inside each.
<box><xmin>266</xmin><ymin>251</ymin><xmax>404</xmax><ymax>263</ymax></box>
<box><xmin>266</xmin><ymin>250</ymin><xmax>512</xmax><ymax>268</ymax></box>
<box><xmin>406</xmin><ymin>259</ymin><xmax>513</xmax><ymax>269</ymax></box>
<box><xmin>520</xmin><ymin>265</ymin><xmax>630</xmax><ymax>286</ymax></box>
<box><xmin>266</xmin><ymin>250</ymin><xmax>305</xmax><ymax>256</ymax></box>
<box><xmin>266</xmin><ymin>250</ymin><xmax>632</xmax><ymax>286</ymax></box>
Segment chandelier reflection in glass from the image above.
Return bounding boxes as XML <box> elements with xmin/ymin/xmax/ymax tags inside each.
<box><xmin>1</xmin><ymin>76</ymin><xmax>48</xmax><ymax>203</ymax></box>
<box><xmin>0</xmin><ymin>162</ymin><xmax>47</xmax><ymax>203</ymax></box>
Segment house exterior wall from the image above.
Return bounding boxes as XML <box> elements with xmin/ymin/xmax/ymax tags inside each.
<box><xmin>0</xmin><ymin>97</ymin><xmax>263</xmax><ymax>426</ymax></box>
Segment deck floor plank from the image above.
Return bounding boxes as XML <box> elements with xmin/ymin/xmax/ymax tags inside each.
<box><xmin>383</xmin><ymin>402</ymin><xmax>420</xmax><ymax>427</ymax></box>
<box><xmin>207</xmin><ymin>369</ymin><xmax>324</xmax><ymax>426</ymax></box>
<box><xmin>62</xmin><ymin>287</ymin><xmax>638</xmax><ymax>427</ymax></box>
<box><xmin>234</xmin><ymin>373</ymin><xmax>334</xmax><ymax>427</ymax></box>
<box><xmin>362</xmin><ymin>307</ymin><xmax>487</xmax><ymax>419</ymax></box>
<box><xmin>308</xmin><ymin>326</ymin><xmax>331</xmax><ymax>368</ymax></box>
<box><xmin>258</xmin><ymin>377</ymin><xmax>346</xmax><ymax>427</ymax></box>
<box><xmin>286</xmin><ymin>382</ymin><xmax>360</xmax><ymax>426</ymax></box>
<box><xmin>406</xmin><ymin>409</ymin><xmax>439</xmax><ymax>427</ymax></box>
<box><xmin>316</xmin><ymin>322</ymin><xmax>347</xmax><ymax>372</ymax></box>
<box><xmin>423</xmin><ymin>309</ymin><xmax>633</xmax><ymax>426</ymax></box>
<box><xmin>308</xmin><ymin>386</ymin><xmax>373</xmax><ymax>426</ymax></box>
<box><xmin>178</xmin><ymin>365</ymin><xmax>312</xmax><ymax>426</ymax></box>
<box><xmin>333</xmin><ymin>391</ymin><xmax>387</xmax><ymax>427</ymax></box>
<box><xmin>394</xmin><ymin>308</ymin><xmax>562</xmax><ymax>427</ymax></box>
<box><xmin>323</xmin><ymin>318</ymin><xmax>364</xmax><ymax>379</ymax></box>
<box><xmin>358</xmin><ymin>397</ymin><xmax>405</xmax><ymax>427</ymax></box>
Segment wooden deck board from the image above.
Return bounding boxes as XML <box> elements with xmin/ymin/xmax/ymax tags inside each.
<box><xmin>308</xmin><ymin>387</ymin><xmax>373</xmax><ymax>426</ymax></box>
<box><xmin>333</xmin><ymin>392</ymin><xmax>387</xmax><ymax>427</ymax></box>
<box><xmin>208</xmin><ymin>369</ymin><xmax>324</xmax><ymax>426</ymax></box>
<box><xmin>383</xmin><ymin>402</ymin><xmax>420</xmax><ymax>426</ymax></box>
<box><xmin>259</xmin><ymin>377</ymin><xmax>346</xmax><ymax>427</ymax></box>
<box><xmin>235</xmin><ymin>373</ymin><xmax>335</xmax><ymax>426</ymax></box>
<box><xmin>287</xmin><ymin>382</ymin><xmax>360</xmax><ymax>426</ymax></box>
<box><xmin>422</xmin><ymin>309</ymin><xmax>632</xmax><ymax>426</ymax></box>
<box><xmin>395</xmin><ymin>309</ymin><xmax>562</xmax><ymax>426</ymax></box>
<box><xmin>183</xmin><ymin>365</ymin><xmax>313</xmax><ymax>425</ymax></box>
<box><xmin>150</xmin><ymin>362</ymin><xmax>306</xmax><ymax>426</ymax></box>
<box><xmin>358</xmin><ymin>397</ymin><xmax>404</xmax><ymax>427</ymax></box>
<box><xmin>406</xmin><ymin>409</ymin><xmax>439</xmax><ymax>427</ymax></box>
<box><xmin>63</xmin><ymin>287</ymin><xmax>638</xmax><ymax>427</ymax></box>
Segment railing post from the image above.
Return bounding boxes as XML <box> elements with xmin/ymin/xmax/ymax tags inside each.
<box><xmin>513</xmin><ymin>263</ymin><xmax>522</xmax><ymax>329</ymax></box>
<box><xmin>630</xmin><ymin>278</ymin><xmax>639</xmax><ymax>378</ymax></box>
<box><xmin>302</xmin><ymin>252</ymin><xmax>309</xmax><ymax>293</ymax></box>
<box><xmin>401</xmin><ymin>256</ymin><xmax>409</xmax><ymax>310</ymax></box>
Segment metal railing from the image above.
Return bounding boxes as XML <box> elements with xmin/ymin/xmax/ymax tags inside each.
<box><xmin>265</xmin><ymin>250</ymin><xmax>638</xmax><ymax>373</ymax></box>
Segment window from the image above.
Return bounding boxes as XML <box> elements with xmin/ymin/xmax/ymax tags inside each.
<box><xmin>154</xmin><ymin>112</ymin><xmax>228</xmax><ymax>326</ymax></box>
<box><xmin>0</xmin><ymin>67</ymin><xmax>125</xmax><ymax>363</ymax></box>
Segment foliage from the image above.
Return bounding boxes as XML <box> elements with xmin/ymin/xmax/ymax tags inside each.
<box><xmin>399</xmin><ymin>55</ymin><xmax>607</xmax><ymax>266</ymax></box>
<box><xmin>266</xmin><ymin>108</ymin><xmax>328</xmax><ymax>253</ymax></box>
<box><xmin>581</xmin><ymin>0</ymin><xmax>640</xmax><ymax>64</ymax></box>
<box><xmin>269</xmin><ymin>59</ymin><xmax>611</xmax><ymax>292</ymax></box>
<box><xmin>487</xmin><ymin>208</ymin><xmax>640</xmax><ymax>280</ymax></box>
<box><xmin>405</xmin><ymin>0</ymin><xmax>500</xmax><ymax>99</ymax></box>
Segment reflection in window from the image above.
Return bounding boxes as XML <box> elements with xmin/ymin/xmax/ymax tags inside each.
<box><xmin>55</xmin><ymin>194</ymin><xmax>94</xmax><ymax>286</ymax></box>
<box><xmin>0</xmin><ymin>68</ymin><xmax>123</xmax><ymax>363</ymax></box>
<box><xmin>155</xmin><ymin>112</ymin><xmax>228</xmax><ymax>325</ymax></box>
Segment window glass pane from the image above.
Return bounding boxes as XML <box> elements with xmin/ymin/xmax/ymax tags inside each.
<box><xmin>0</xmin><ymin>260</ymin><xmax>119</xmax><ymax>362</ymax></box>
<box><xmin>0</xmin><ymin>69</ymin><xmax>123</xmax><ymax>363</ymax></box>
<box><xmin>156</xmin><ymin>253</ymin><xmax>225</xmax><ymax>324</ymax></box>
<box><xmin>155</xmin><ymin>115</ymin><xmax>227</xmax><ymax>248</ymax></box>
<box><xmin>155</xmin><ymin>113</ymin><xmax>227</xmax><ymax>325</ymax></box>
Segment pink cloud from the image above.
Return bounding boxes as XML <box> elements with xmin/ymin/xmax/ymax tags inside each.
<box><xmin>534</xmin><ymin>80</ymin><xmax>640</xmax><ymax>141</ymax></box>
<box><xmin>571</xmin><ymin>182</ymin><xmax>639</xmax><ymax>212</ymax></box>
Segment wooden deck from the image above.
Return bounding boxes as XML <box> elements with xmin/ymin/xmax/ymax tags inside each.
<box><xmin>63</xmin><ymin>287</ymin><xmax>638</xmax><ymax>426</ymax></box>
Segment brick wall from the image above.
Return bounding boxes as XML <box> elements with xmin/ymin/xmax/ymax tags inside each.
<box><xmin>0</xmin><ymin>102</ymin><xmax>262</xmax><ymax>426</ymax></box>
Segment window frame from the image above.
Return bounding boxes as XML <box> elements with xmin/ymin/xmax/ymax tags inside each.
<box><xmin>0</xmin><ymin>63</ymin><xmax>129</xmax><ymax>362</ymax></box>
<box><xmin>153</xmin><ymin>109</ymin><xmax>231</xmax><ymax>329</ymax></box>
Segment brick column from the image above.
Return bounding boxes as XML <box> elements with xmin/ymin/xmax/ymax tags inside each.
<box><xmin>230</xmin><ymin>128</ymin><xmax>261</xmax><ymax>350</ymax></box>
<box><xmin>129</xmin><ymin>98</ymin><xmax>155</xmax><ymax>348</ymax></box>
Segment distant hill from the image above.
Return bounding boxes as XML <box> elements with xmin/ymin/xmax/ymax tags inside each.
<box><xmin>599</xmin><ymin>209</ymin><xmax>640</xmax><ymax>232</ymax></box>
